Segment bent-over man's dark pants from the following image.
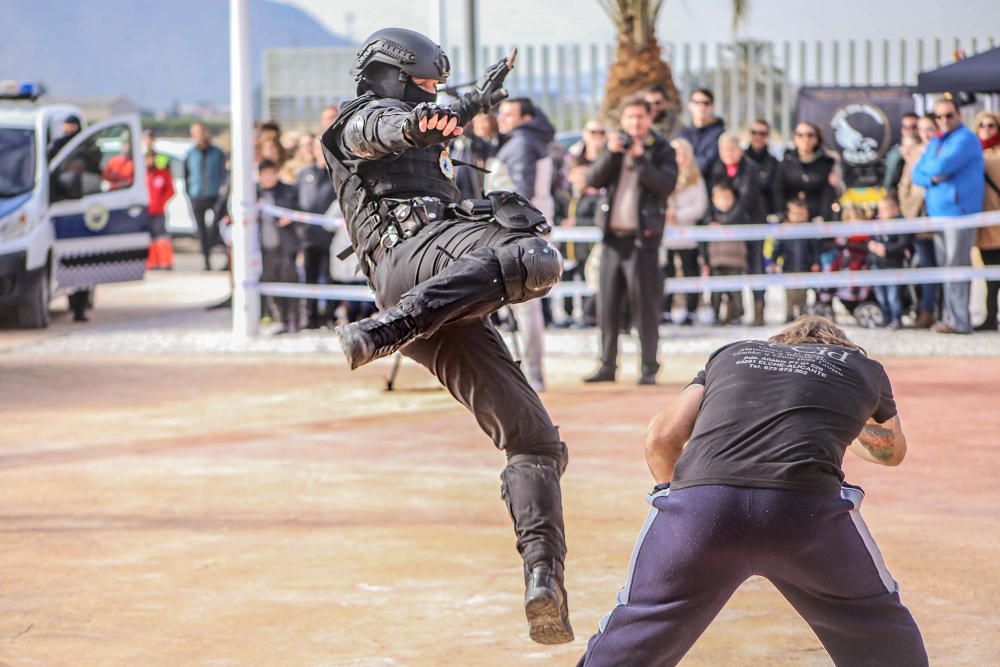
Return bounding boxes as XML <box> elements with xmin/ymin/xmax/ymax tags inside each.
<box><xmin>372</xmin><ymin>218</ymin><xmax>568</xmax><ymax>568</ymax></box>
<box><xmin>578</xmin><ymin>484</ymin><xmax>927</xmax><ymax>667</ymax></box>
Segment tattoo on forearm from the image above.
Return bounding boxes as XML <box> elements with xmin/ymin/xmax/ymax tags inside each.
<box><xmin>858</xmin><ymin>423</ymin><xmax>896</xmax><ymax>461</ymax></box>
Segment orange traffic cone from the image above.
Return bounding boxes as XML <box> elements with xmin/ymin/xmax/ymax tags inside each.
<box><xmin>157</xmin><ymin>238</ymin><xmax>174</xmax><ymax>270</ymax></box>
<box><xmin>147</xmin><ymin>242</ymin><xmax>159</xmax><ymax>269</ymax></box>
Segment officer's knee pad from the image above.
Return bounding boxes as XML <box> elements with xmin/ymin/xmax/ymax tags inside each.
<box><xmin>496</xmin><ymin>237</ymin><xmax>563</xmax><ymax>304</ymax></box>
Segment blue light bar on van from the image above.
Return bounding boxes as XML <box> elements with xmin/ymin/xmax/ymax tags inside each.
<box><xmin>0</xmin><ymin>80</ymin><xmax>45</xmax><ymax>100</ymax></box>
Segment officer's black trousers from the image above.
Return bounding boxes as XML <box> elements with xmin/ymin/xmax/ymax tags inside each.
<box><xmin>371</xmin><ymin>218</ymin><xmax>567</xmax><ymax>568</ymax></box>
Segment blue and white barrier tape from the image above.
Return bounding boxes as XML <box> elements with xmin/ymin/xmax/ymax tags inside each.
<box><xmin>252</xmin><ymin>202</ymin><xmax>1000</xmax><ymax>243</ymax></box>
<box><xmin>255</xmin><ymin>266</ymin><xmax>1000</xmax><ymax>301</ymax></box>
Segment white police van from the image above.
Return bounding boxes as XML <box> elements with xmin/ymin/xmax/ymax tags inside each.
<box><xmin>0</xmin><ymin>81</ymin><xmax>148</xmax><ymax>328</ymax></box>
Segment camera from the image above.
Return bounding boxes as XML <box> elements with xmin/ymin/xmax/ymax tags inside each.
<box><xmin>619</xmin><ymin>132</ymin><xmax>633</xmax><ymax>150</ymax></box>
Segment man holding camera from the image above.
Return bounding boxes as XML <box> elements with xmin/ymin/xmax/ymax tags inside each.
<box><xmin>584</xmin><ymin>95</ymin><xmax>678</xmax><ymax>385</ymax></box>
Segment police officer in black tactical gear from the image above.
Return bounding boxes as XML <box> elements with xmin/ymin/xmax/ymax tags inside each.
<box><xmin>320</xmin><ymin>27</ymin><xmax>573</xmax><ymax>644</ymax></box>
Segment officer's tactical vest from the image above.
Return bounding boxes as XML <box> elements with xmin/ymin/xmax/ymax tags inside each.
<box><xmin>323</xmin><ymin>93</ymin><xmax>462</xmax><ymax>265</ymax></box>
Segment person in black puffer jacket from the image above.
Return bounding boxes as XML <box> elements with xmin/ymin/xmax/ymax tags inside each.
<box><xmin>774</xmin><ymin>122</ymin><xmax>838</xmax><ymax>221</ymax></box>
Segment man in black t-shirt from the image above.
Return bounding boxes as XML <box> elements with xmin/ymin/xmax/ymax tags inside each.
<box><xmin>578</xmin><ymin>316</ymin><xmax>927</xmax><ymax>667</ymax></box>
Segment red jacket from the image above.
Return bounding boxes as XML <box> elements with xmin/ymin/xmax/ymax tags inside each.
<box><xmin>146</xmin><ymin>166</ymin><xmax>175</xmax><ymax>216</ymax></box>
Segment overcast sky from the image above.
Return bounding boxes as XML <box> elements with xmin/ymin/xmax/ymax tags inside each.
<box><xmin>279</xmin><ymin>0</ymin><xmax>995</xmax><ymax>50</ymax></box>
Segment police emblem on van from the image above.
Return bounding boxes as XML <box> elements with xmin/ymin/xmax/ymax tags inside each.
<box><xmin>84</xmin><ymin>203</ymin><xmax>110</xmax><ymax>232</ymax></box>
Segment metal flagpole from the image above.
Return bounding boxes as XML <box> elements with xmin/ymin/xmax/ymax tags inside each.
<box><xmin>229</xmin><ymin>0</ymin><xmax>260</xmax><ymax>337</ymax></box>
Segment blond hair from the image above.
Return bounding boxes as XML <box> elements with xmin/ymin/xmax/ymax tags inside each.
<box><xmin>670</xmin><ymin>138</ymin><xmax>703</xmax><ymax>189</ymax></box>
<box><xmin>975</xmin><ymin>110</ymin><xmax>999</xmax><ymax>130</ymax></box>
<box><xmin>717</xmin><ymin>131</ymin><xmax>741</xmax><ymax>148</ymax></box>
<box><xmin>768</xmin><ymin>315</ymin><xmax>864</xmax><ymax>351</ymax></box>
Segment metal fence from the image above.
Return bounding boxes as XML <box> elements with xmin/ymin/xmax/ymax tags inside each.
<box><xmin>263</xmin><ymin>35</ymin><xmax>997</xmax><ymax>135</ymax></box>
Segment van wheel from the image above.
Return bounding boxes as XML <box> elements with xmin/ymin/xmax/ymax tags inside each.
<box><xmin>16</xmin><ymin>267</ymin><xmax>51</xmax><ymax>329</ymax></box>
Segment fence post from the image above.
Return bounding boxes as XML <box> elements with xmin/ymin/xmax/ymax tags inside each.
<box><xmin>781</xmin><ymin>41</ymin><xmax>791</xmax><ymax>141</ymax></box>
<box><xmin>832</xmin><ymin>40</ymin><xmax>840</xmax><ymax>86</ymax></box>
<box><xmin>589</xmin><ymin>43</ymin><xmax>600</xmax><ymax>115</ymax></box>
<box><xmin>682</xmin><ymin>42</ymin><xmax>692</xmax><ymax>102</ymax></box>
<box><xmin>714</xmin><ymin>42</ymin><xmax>725</xmax><ymax>112</ymax></box>
<box><xmin>699</xmin><ymin>41</ymin><xmax>708</xmax><ymax>89</ymax></box>
<box><xmin>763</xmin><ymin>42</ymin><xmax>774</xmax><ymax>130</ymax></box>
<box><xmin>229</xmin><ymin>0</ymin><xmax>260</xmax><ymax>338</ymax></box>
<box><xmin>865</xmin><ymin>39</ymin><xmax>873</xmax><ymax>85</ymax></box>
<box><xmin>848</xmin><ymin>39</ymin><xmax>856</xmax><ymax>86</ymax></box>
<box><xmin>815</xmin><ymin>41</ymin><xmax>823</xmax><ymax>85</ymax></box>
<box><xmin>541</xmin><ymin>45</ymin><xmax>552</xmax><ymax>119</ymax></box>
<box><xmin>571</xmin><ymin>44</ymin><xmax>583</xmax><ymax>131</ymax></box>
<box><xmin>798</xmin><ymin>40</ymin><xmax>807</xmax><ymax>85</ymax></box>
<box><xmin>525</xmin><ymin>45</ymin><xmax>536</xmax><ymax>101</ymax></box>
<box><xmin>745</xmin><ymin>42</ymin><xmax>756</xmax><ymax>130</ymax></box>
<box><xmin>729</xmin><ymin>42</ymin><xmax>740</xmax><ymax>131</ymax></box>
<box><xmin>882</xmin><ymin>39</ymin><xmax>890</xmax><ymax>84</ymax></box>
<box><xmin>556</xmin><ymin>44</ymin><xmax>568</xmax><ymax>130</ymax></box>
<box><xmin>899</xmin><ymin>39</ymin><xmax>907</xmax><ymax>85</ymax></box>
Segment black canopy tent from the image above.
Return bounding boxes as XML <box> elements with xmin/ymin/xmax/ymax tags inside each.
<box><xmin>913</xmin><ymin>46</ymin><xmax>1000</xmax><ymax>94</ymax></box>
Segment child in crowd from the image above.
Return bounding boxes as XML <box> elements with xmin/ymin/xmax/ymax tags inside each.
<box><xmin>868</xmin><ymin>194</ymin><xmax>913</xmax><ymax>329</ymax></box>
<box><xmin>702</xmin><ymin>182</ymin><xmax>747</xmax><ymax>325</ymax></box>
<box><xmin>772</xmin><ymin>199</ymin><xmax>819</xmax><ymax>322</ymax></box>
<box><xmin>145</xmin><ymin>150</ymin><xmax>175</xmax><ymax>270</ymax></box>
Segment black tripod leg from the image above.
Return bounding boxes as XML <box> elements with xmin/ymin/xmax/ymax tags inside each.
<box><xmin>506</xmin><ymin>305</ymin><xmax>523</xmax><ymax>365</ymax></box>
<box><xmin>385</xmin><ymin>352</ymin><xmax>404</xmax><ymax>391</ymax></box>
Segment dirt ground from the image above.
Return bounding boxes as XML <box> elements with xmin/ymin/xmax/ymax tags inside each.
<box><xmin>1</xmin><ymin>347</ymin><xmax>998</xmax><ymax>667</ymax></box>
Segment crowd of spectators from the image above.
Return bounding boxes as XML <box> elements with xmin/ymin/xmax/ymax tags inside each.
<box><xmin>145</xmin><ymin>84</ymin><xmax>1000</xmax><ymax>352</ymax></box>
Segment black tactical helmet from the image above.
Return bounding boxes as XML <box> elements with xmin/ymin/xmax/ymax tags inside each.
<box><xmin>354</xmin><ymin>27</ymin><xmax>450</xmax><ymax>102</ymax></box>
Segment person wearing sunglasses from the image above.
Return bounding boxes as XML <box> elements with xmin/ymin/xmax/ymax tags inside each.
<box><xmin>912</xmin><ymin>98</ymin><xmax>985</xmax><ymax>334</ymax></box>
<box><xmin>644</xmin><ymin>84</ymin><xmax>676</xmax><ymax>138</ymax></box>
<box><xmin>883</xmin><ymin>112</ymin><xmax>920</xmax><ymax>192</ymax></box>
<box><xmin>744</xmin><ymin>119</ymin><xmax>780</xmax><ymax>219</ymax></box>
<box><xmin>773</xmin><ymin>122</ymin><xmax>837</xmax><ymax>222</ymax></box>
<box><xmin>973</xmin><ymin>111</ymin><xmax>1000</xmax><ymax>331</ymax></box>
<box><xmin>677</xmin><ymin>88</ymin><xmax>726</xmax><ymax>181</ymax></box>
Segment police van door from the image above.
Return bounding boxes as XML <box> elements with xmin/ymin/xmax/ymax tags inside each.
<box><xmin>46</xmin><ymin>115</ymin><xmax>149</xmax><ymax>293</ymax></box>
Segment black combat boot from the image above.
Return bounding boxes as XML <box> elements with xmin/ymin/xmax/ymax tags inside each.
<box><xmin>334</xmin><ymin>302</ymin><xmax>420</xmax><ymax>370</ymax></box>
<box><xmin>524</xmin><ymin>559</ymin><xmax>573</xmax><ymax>644</ymax></box>
<box><xmin>500</xmin><ymin>449</ymin><xmax>572</xmax><ymax>644</ymax></box>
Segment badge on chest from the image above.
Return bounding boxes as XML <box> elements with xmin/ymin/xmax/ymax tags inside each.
<box><xmin>439</xmin><ymin>147</ymin><xmax>455</xmax><ymax>179</ymax></box>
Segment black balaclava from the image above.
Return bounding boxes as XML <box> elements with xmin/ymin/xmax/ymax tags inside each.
<box><xmin>402</xmin><ymin>78</ymin><xmax>436</xmax><ymax>104</ymax></box>
<box><xmin>360</xmin><ymin>62</ymin><xmax>437</xmax><ymax>104</ymax></box>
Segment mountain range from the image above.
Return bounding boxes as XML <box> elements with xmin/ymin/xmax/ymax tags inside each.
<box><xmin>2</xmin><ymin>0</ymin><xmax>352</xmax><ymax>111</ymax></box>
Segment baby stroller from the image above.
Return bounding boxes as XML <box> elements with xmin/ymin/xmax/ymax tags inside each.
<box><xmin>812</xmin><ymin>233</ymin><xmax>886</xmax><ymax>328</ymax></box>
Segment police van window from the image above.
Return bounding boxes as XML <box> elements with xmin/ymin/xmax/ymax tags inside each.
<box><xmin>0</xmin><ymin>128</ymin><xmax>36</xmax><ymax>197</ymax></box>
<box><xmin>51</xmin><ymin>125</ymin><xmax>134</xmax><ymax>202</ymax></box>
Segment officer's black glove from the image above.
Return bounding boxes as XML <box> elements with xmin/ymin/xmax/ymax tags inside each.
<box><xmin>449</xmin><ymin>49</ymin><xmax>517</xmax><ymax>125</ymax></box>
<box><xmin>402</xmin><ymin>103</ymin><xmax>463</xmax><ymax>147</ymax></box>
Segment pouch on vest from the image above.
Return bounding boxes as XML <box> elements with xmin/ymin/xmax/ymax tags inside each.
<box><xmin>486</xmin><ymin>191</ymin><xmax>551</xmax><ymax>234</ymax></box>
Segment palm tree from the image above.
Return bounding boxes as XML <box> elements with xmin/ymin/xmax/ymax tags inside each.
<box><xmin>599</xmin><ymin>0</ymin><xmax>748</xmax><ymax>136</ymax></box>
